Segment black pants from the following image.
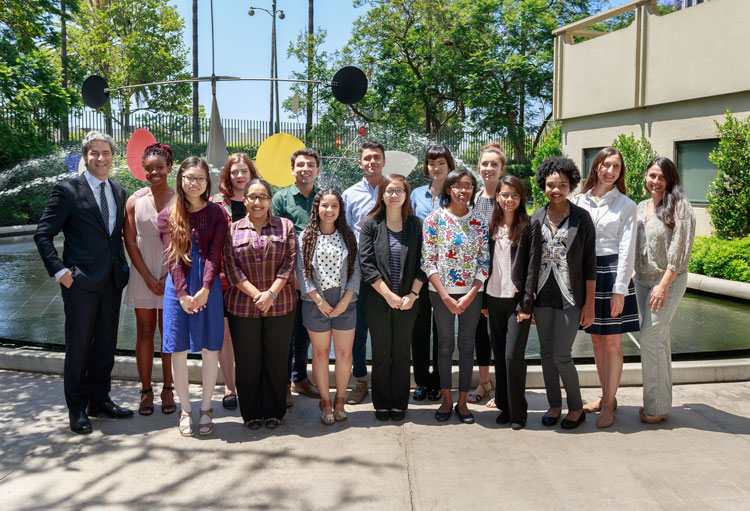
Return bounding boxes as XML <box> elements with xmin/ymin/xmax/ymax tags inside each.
<box><xmin>228</xmin><ymin>311</ymin><xmax>295</xmax><ymax>422</ymax></box>
<box><xmin>487</xmin><ymin>296</ymin><xmax>532</xmax><ymax>423</ymax></box>
<box><xmin>365</xmin><ymin>291</ymin><xmax>419</xmax><ymax>410</ymax></box>
<box><xmin>61</xmin><ymin>275</ymin><xmax>123</xmax><ymax>413</ymax></box>
<box><xmin>411</xmin><ymin>284</ymin><xmax>440</xmax><ymax>389</ymax></box>
<box><xmin>475</xmin><ymin>314</ymin><xmax>492</xmax><ymax>366</ymax></box>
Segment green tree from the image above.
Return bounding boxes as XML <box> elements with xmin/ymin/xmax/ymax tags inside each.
<box><xmin>68</xmin><ymin>0</ymin><xmax>191</xmax><ymax>134</ymax></box>
<box><xmin>612</xmin><ymin>133</ymin><xmax>657</xmax><ymax>204</ymax></box>
<box><xmin>284</xmin><ymin>29</ymin><xmax>335</xmax><ymax>124</ymax></box>
<box><xmin>707</xmin><ymin>111</ymin><xmax>750</xmax><ymax>239</ymax></box>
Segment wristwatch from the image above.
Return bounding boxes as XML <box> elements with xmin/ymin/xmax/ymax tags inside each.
<box><xmin>410</xmin><ymin>290</ymin><xmax>419</xmax><ymax>298</ymax></box>
<box><xmin>267</xmin><ymin>290</ymin><xmax>278</xmax><ymax>301</ymax></box>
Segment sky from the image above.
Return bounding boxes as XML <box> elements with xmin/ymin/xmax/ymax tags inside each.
<box><xmin>172</xmin><ymin>0</ymin><xmax>643</xmax><ymax>122</ymax></box>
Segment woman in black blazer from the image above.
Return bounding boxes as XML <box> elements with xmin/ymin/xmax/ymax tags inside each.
<box><xmin>359</xmin><ymin>174</ymin><xmax>426</xmax><ymax>421</ymax></box>
<box><xmin>482</xmin><ymin>175</ymin><xmax>541</xmax><ymax>430</ymax></box>
<box><xmin>531</xmin><ymin>157</ymin><xmax>596</xmax><ymax>430</ymax></box>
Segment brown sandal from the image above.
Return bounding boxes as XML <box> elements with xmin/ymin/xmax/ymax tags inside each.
<box><xmin>320</xmin><ymin>399</ymin><xmax>334</xmax><ymax>425</ymax></box>
<box><xmin>334</xmin><ymin>396</ymin><xmax>347</xmax><ymax>422</ymax></box>
<box><xmin>161</xmin><ymin>386</ymin><xmax>176</xmax><ymax>415</ymax></box>
<box><xmin>198</xmin><ymin>408</ymin><xmax>214</xmax><ymax>436</ymax></box>
<box><xmin>139</xmin><ymin>388</ymin><xmax>154</xmax><ymax>416</ymax></box>
<box><xmin>467</xmin><ymin>381</ymin><xmax>493</xmax><ymax>404</ymax></box>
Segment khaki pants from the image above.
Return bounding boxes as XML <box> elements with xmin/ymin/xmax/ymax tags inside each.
<box><xmin>635</xmin><ymin>272</ymin><xmax>688</xmax><ymax>416</ymax></box>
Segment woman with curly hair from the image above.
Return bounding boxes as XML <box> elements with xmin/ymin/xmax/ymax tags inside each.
<box><xmin>531</xmin><ymin>156</ymin><xmax>596</xmax><ymax>430</ymax></box>
<box><xmin>296</xmin><ymin>189</ymin><xmax>361</xmax><ymax>425</ymax></box>
<box><xmin>209</xmin><ymin>153</ymin><xmax>259</xmax><ymax>411</ymax></box>
<box><xmin>158</xmin><ymin>156</ymin><xmax>228</xmax><ymax>437</ymax></box>
<box><xmin>124</xmin><ymin>142</ymin><xmax>176</xmax><ymax>416</ymax></box>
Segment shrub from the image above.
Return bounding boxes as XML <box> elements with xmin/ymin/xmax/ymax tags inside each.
<box><xmin>529</xmin><ymin>123</ymin><xmax>562</xmax><ymax>207</ymax></box>
<box><xmin>707</xmin><ymin>111</ymin><xmax>750</xmax><ymax>239</ymax></box>
<box><xmin>612</xmin><ymin>133</ymin><xmax>657</xmax><ymax>204</ymax></box>
<box><xmin>688</xmin><ymin>236</ymin><xmax>750</xmax><ymax>283</ymax></box>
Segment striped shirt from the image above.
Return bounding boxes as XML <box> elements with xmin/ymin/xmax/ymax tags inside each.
<box><xmin>222</xmin><ymin>214</ymin><xmax>297</xmax><ymax>317</ymax></box>
<box><xmin>387</xmin><ymin>228</ymin><xmax>402</xmax><ymax>293</ymax></box>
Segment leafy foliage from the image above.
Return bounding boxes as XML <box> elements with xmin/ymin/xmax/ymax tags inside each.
<box><xmin>688</xmin><ymin>236</ymin><xmax>750</xmax><ymax>283</ymax></box>
<box><xmin>529</xmin><ymin>123</ymin><xmax>562</xmax><ymax>206</ymax></box>
<box><xmin>612</xmin><ymin>133</ymin><xmax>657</xmax><ymax>204</ymax></box>
<box><xmin>707</xmin><ymin>112</ymin><xmax>750</xmax><ymax>239</ymax></box>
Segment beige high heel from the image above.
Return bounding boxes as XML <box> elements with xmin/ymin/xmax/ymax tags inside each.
<box><xmin>178</xmin><ymin>409</ymin><xmax>194</xmax><ymax>437</ymax></box>
<box><xmin>334</xmin><ymin>396</ymin><xmax>347</xmax><ymax>422</ymax></box>
<box><xmin>320</xmin><ymin>399</ymin><xmax>334</xmax><ymax>425</ymax></box>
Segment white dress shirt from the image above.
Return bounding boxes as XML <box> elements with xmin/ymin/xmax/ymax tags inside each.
<box><xmin>573</xmin><ymin>188</ymin><xmax>637</xmax><ymax>295</ymax></box>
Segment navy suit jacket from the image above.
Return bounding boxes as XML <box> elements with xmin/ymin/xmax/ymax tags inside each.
<box><xmin>35</xmin><ymin>173</ymin><xmax>129</xmax><ymax>292</ymax></box>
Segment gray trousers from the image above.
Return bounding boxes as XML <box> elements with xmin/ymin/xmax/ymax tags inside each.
<box><xmin>430</xmin><ymin>291</ymin><xmax>483</xmax><ymax>392</ymax></box>
<box><xmin>635</xmin><ymin>272</ymin><xmax>687</xmax><ymax>416</ymax></box>
<box><xmin>534</xmin><ymin>306</ymin><xmax>583</xmax><ymax>411</ymax></box>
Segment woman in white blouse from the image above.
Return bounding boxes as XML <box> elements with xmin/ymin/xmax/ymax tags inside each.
<box><xmin>573</xmin><ymin>148</ymin><xmax>639</xmax><ymax>428</ymax></box>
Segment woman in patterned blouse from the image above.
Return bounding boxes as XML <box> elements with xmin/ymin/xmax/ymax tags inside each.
<box><xmin>422</xmin><ymin>169</ymin><xmax>490</xmax><ymax>424</ymax></box>
<box><xmin>222</xmin><ymin>178</ymin><xmax>298</xmax><ymax>430</ymax></box>
<box><xmin>634</xmin><ymin>157</ymin><xmax>695</xmax><ymax>424</ymax></box>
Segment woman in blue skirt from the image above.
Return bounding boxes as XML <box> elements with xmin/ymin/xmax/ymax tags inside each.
<box><xmin>158</xmin><ymin>156</ymin><xmax>228</xmax><ymax>437</ymax></box>
<box><xmin>573</xmin><ymin>147</ymin><xmax>639</xmax><ymax>428</ymax></box>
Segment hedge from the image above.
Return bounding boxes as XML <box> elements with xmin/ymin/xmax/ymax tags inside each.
<box><xmin>688</xmin><ymin>236</ymin><xmax>750</xmax><ymax>283</ymax></box>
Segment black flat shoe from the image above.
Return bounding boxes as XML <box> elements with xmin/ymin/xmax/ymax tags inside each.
<box><xmin>390</xmin><ymin>410</ymin><xmax>406</xmax><ymax>421</ymax></box>
<box><xmin>495</xmin><ymin>411</ymin><xmax>510</xmax><ymax>425</ymax></box>
<box><xmin>265</xmin><ymin>418</ymin><xmax>280</xmax><ymax>429</ymax></box>
<box><xmin>427</xmin><ymin>388</ymin><xmax>442</xmax><ymax>401</ymax></box>
<box><xmin>246</xmin><ymin>419</ymin><xmax>263</xmax><ymax>429</ymax></box>
<box><xmin>435</xmin><ymin>407</ymin><xmax>452</xmax><ymax>422</ymax></box>
<box><xmin>511</xmin><ymin>421</ymin><xmax>526</xmax><ymax>430</ymax></box>
<box><xmin>455</xmin><ymin>404</ymin><xmax>475</xmax><ymax>424</ymax></box>
<box><xmin>87</xmin><ymin>401</ymin><xmax>134</xmax><ymax>419</ymax></box>
<box><xmin>561</xmin><ymin>411</ymin><xmax>586</xmax><ymax>430</ymax></box>
<box><xmin>542</xmin><ymin>412</ymin><xmax>560</xmax><ymax>427</ymax></box>
<box><xmin>375</xmin><ymin>410</ymin><xmax>390</xmax><ymax>421</ymax></box>
<box><xmin>222</xmin><ymin>393</ymin><xmax>238</xmax><ymax>410</ymax></box>
<box><xmin>69</xmin><ymin>411</ymin><xmax>93</xmax><ymax>435</ymax></box>
<box><xmin>413</xmin><ymin>386</ymin><xmax>427</xmax><ymax>401</ymax></box>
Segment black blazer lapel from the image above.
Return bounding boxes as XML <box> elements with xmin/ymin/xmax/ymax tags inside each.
<box><xmin>109</xmin><ymin>178</ymin><xmax>124</xmax><ymax>237</ymax></box>
<box><xmin>77</xmin><ymin>173</ymin><xmax>108</xmax><ymax>235</ymax></box>
<box><xmin>565</xmin><ymin>207</ymin><xmax>580</xmax><ymax>264</ymax></box>
<box><xmin>376</xmin><ymin>219</ymin><xmax>392</xmax><ymax>284</ymax></box>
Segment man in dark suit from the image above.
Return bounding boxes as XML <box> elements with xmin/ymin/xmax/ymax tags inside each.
<box><xmin>35</xmin><ymin>131</ymin><xmax>133</xmax><ymax>434</ymax></box>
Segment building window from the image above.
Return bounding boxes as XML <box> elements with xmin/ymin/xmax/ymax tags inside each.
<box><xmin>675</xmin><ymin>139</ymin><xmax>719</xmax><ymax>205</ymax></box>
<box><xmin>582</xmin><ymin>147</ymin><xmax>604</xmax><ymax>179</ymax></box>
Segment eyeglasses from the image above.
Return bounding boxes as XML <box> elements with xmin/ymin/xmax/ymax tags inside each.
<box><xmin>498</xmin><ymin>192</ymin><xmax>520</xmax><ymax>201</ymax></box>
<box><xmin>450</xmin><ymin>184</ymin><xmax>474</xmax><ymax>192</ymax></box>
<box><xmin>384</xmin><ymin>188</ymin><xmax>406</xmax><ymax>197</ymax></box>
<box><xmin>246</xmin><ymin>194</ymin><xmax>270</xmax><ymax>203</ymax></box>
<box><xmin>182</xmin><ymin>175</ymin><xmax>207</xmax><ymax>184</ymax></box>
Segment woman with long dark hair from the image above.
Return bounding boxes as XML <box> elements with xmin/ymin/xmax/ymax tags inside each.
<box><xmin>210</xmin><ymin>153</ymin><xmax>260</xmax><ymax>411</ymax></box>
<box><xmin>123</xmin><ymin>143</ymin><xmax>176</xmax><ymax>416</ymax></box>
<box><xmin>158</xmin><ymin>156</ymin><xmax>228</xmax><ymax>437</ymax></box>
<box><xmin>482</xmin><ymin>175</ymin><xmax>541</xmax><ymax>430</ymax></box>
<box><xmin>634</xmin><ymin>156</ymin><xmax>695</xmax><ymax>424</ymax></box>
<box><xmin>573</xmin><ymin>147</ymin><xmax>639</xmax><ymax>428</ymax></box>
<box><xmin>296</xmin><ymin>189</ymin><xmax>361</xmax><ymax>425</ymax></box>
<box><xmin>360</xmin><ymin>174</ymin><xmax>426</xmax><ymax>421</ymax></box>
<box><xmin>223</xmin><ymin>178</ymin><xmax>298</xmax><ymax>429</ymax></box>
<box><xmin>422</xmin><ymin>169</ymin><xmax>490</xmax><ymax>424</ymax></box>
<box><xmin>409</xmin><ymin>145</ymin><xmax>456</xmax><ymax>402</ymax></box>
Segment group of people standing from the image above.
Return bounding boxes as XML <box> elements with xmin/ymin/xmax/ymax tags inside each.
<box><xmin>34</xmin><ymin>130</ymin><xmax>695</xmax><ymax>436</ymax></box>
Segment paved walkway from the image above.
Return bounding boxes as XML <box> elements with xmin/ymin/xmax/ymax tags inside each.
<box><xmin>1</xmin><ymin>369</ymin><xmax>750</xmax><ymax>510</ymax></box>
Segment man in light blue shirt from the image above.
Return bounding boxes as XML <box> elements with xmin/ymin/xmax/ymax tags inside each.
<box><xmin>341</xmin><ymin>140</ymin><xmax>385</xmax><ymax>403</ymax></box>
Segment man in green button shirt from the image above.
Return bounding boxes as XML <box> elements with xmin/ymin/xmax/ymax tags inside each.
<box><xmin>271</xmin><ymin>148</ymin><xmax>322</xmax><ymax>404</ymax></box>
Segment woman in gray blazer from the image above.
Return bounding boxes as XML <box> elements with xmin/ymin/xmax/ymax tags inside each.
<box><xmin>531</xmin><ymin>157</ymin><xmax>596</xmax><ymax>430</ymax></box>
<box><xmin>359</xmin><ymin>174</ymin><xmax>426</xmax><ymax>421</ymax></box>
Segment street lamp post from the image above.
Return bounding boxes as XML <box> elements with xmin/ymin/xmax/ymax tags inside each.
<box><xmin>249</xmin><ymin>2</ymin><xmax>285</xmax><ymax>135</ymax></box>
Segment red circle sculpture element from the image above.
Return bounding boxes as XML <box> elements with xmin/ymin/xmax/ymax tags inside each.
<box><xmin>358</xmin><ymin>126</ymin><xmax>367</xmax><ymax>138</ymax></box>
<box><xmin>126</xmin><ymin>129</ymin><xmax>157</xmax><ymax>181</ymax></box>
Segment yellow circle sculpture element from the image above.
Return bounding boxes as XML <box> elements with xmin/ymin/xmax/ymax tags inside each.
<box><xmin>255</xmin><ymin>133</ymin><xmax>306</xmax><ymax>187</ymax></box>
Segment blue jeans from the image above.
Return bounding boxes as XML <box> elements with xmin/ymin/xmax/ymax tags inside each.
<box><xmin>287</xmin><ymin>294</ymin><xmax>310</xmax><ymax>383</ymax></box>
<box><xmin>352</xmin><ymin>278</ymin><xmax>369</xmax><ymax>379</ymax></box>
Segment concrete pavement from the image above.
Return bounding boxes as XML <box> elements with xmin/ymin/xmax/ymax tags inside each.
<box><xmin>1</xmin><ymin>369</ymin><xmax>750</xmax><ymax>510</ymax></box>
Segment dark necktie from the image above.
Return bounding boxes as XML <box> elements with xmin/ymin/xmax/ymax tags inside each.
<box><xmin>99</xmin><ymin>182</ymin><xmax>109</xmax><ymax>234</ymax></box>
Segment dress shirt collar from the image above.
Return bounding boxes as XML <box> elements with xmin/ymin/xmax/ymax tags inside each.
<box><xmin>84</xmin><ymin>169</ymin><xmax>109</xmax><ymax>189</ymax></box>
<box><xmin>236</xmin><ymin>213</ymin><xmax>281</xmax><ymax>232</ymax></box>
<box><xmin>583</xmin><ymin>186</ymin><xmax>621</xmax><ymax>206</ymax></box>
<box><xmin>291</xmin><ymin>183</ymin><xmax>318</xmax><ymax>198</ymax></box>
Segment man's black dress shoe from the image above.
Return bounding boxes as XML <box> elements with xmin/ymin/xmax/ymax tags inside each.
<box><xmin>511</xmin><ymin>421</ymin><xmax>526</xmax><ymax>431</ymax></box>
<box><xmin>413</xmin><ymin>386</ymin><xmax>427</xmax><ymax>401</ymax></box>
<box><xmin>495</xmin><ymin>411</ymin><xmax>510</xmax><ymax>425</ymax></box>
<box><xmin>427</xmin><ymin>388</ymin><xmax>442</xmax><ymax>401</ymax></box>
<box><xmin>454</xmin><ymin>404</ymin><xmax>475</xmax><ymax>424</ymax></box>
<box><xmin>560</xmin><ymin>411</ymin><xmax>586</xmax><ymax>430</ymax></box>
<box><xmin>69</xmin><ymin>411</ymin><xmax>93</xmax><ymax>435</ymax></box>
<box><xmin>375</xmin><ymin>410</ymin><xmax>390</xmax><ymax>421</ymax></box>
<box><xmin>87</xmin><ymin>401</ymin><xmax>134</xmax><ymax>419</ymax></box>
<box><xmin>435</xmin><ymin>407</ymin><xmax>452</xmax><ymax>422</ymax></box>
<box><xmin>542</xmin><ymin>412</ymin><xmax>560</xmax><ymax>427</ymax></box>
<box><xmin>390</xmin><ymin>410</ymin><xmax>406</xmax><ymax>421</ymax></box>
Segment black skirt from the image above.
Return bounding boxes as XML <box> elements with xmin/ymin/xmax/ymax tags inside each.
<box><xmin>586</xmin><ymin>254</ymin><xmax>640</xmax><ymax>335</ymax></box>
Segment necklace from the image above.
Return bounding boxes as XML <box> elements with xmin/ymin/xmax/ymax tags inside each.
<box><xmin>546</xmin><ymin>203</ymin><xmax>570</xmax><ymax>227</ymax></box>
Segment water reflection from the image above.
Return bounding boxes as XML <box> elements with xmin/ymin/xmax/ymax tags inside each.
<box><xmin>1</xmin><ymin>235</ymin><xmax>748</xmax><ymax>359</ymax></box>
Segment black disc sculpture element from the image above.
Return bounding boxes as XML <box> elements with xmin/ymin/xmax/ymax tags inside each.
<box><xmin>82</xmin><ymin>75</ymin><xmax>110</xmax><ymax>109</ymax></box>
<box><xmin>331</xmin><ymin>66</ymin><xmax>368</xmax><ymax>105</ymax></box>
